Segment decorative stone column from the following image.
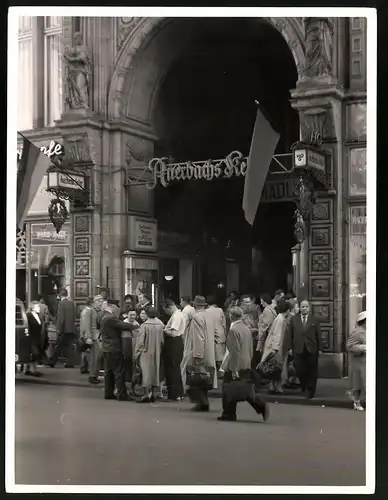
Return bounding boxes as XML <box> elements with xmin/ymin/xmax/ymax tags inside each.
<box><xmin>290</xmin><ymin>17</ymin><xmax>345</xmax><ymax>377</ymax></box>
<box><xmin>55</xmin><ymin>116</ymin><xmax>104</xmax><ymax>321</ymax></box>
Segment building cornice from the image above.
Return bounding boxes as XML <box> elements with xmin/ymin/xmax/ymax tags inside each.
<box><xmin>17</xmin><ymin>127</ymin><xmax>62</xmax><ymax>145</ymax></box>
<box><xmin>291</xmin><ymin>84</ymin><xmax>346</xmax><ymax>103</ymax></box>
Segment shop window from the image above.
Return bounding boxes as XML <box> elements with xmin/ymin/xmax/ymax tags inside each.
<box><xmin>17</xmin><ymin>16</ymin><xmax>63</xmax><ymax>130</ymax></box>
<box><xmin>124</xmin><ymin>257</ymin><xmax>159</xmax><ymax>308</ymax></box>
<box><xmin>29</xmin><ymin>222</ymin><xmax>71</xmax><ymax>318</ymax></box>
<box><xmin>348</xmin><ymin>205</ymin><xmax>366</xmax><ymax>332</ymax></box>
<box><xmin>18</xmin><ymin>18</ymin><xmax>33</xmax><ymax>130</ymax></box>
<box><xmin>349</xmin><ymin>148</ymin><xmax>366</xmax><ymax>196</ymax></box>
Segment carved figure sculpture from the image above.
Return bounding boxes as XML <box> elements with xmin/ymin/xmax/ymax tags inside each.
<box><xmin>304</xmin><ymin>18</ymin><xmax>334</xmax><ymax>78</ymax></box>
<box><xmin>64</xmin><ymin>32</ymin><xmax>92</xmax><ymax>109</ymax></box>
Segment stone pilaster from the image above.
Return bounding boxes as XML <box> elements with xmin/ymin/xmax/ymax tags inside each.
<box><xmin>31</xmin><ymin>17</ymin><xmax>44</xmax><ymax>128</ymax></box>
<box><xmin>290</xmin><ymin>83</ymin><xmax>345</xmax><ymax>377</ymax></box>
<box><xmin>55</xmin><ymin>112</ymin><xmax>104</xmax><ymax>305</ymax></box>
<box><xmin>81</xmin><ymin>17</ymin><xmax>117</xmax><ymax>118</ymax></box>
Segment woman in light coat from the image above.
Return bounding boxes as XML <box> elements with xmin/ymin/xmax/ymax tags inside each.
<box><xmin>133</xmin><ymin>307</ymin><xmax>165</xmax><ymax>403</ymax></box>
<box><xmin>347</xmin><ymin>311</ymin><xmax>366</xmax><ymax>411</ymax></box>
<box><xmin>205</xmin><ymin>295</ymin><xmax>227</xmax><ymax>370</ymax></box>
<box><xmin>261</xmin><ymin>301</ymin><xmax>291</xmax><ymax>394</ymax></box>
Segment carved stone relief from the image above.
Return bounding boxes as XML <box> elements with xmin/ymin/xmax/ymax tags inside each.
<box><xmin>303</xmin><ymin>17</ymin><xmax>334</xmax><ymax>78</ymax></box>
<box><xmin>310</xmin><ymin>225</ymin><xmax>333</xmax><ymax>248</ymax></box>
<box><xmin>311</xmin><ymin>201</ymin><xmax>331</xmax><ymax>223</ymax></box>
<box><xmin>320</xmin><ymin>327</ymin><xmax>333</xmax><ymax>350</ymax></box>
<box><xmin>309</xmin><ymin>251</ymin><xmax>333</xmax><ymax>274</ymax></box>
<box><xmin>117</xmin><ymin>17</ymin><xmax>139</xmax><ymax>51</ymax></box>
<box><xmin>299</xmin><ymin>106</ymin><xmax>336</xmax><ymax>143</ymax></box>
<box><xmin>125</xmin><ymin>140</ymin><xmax>153</xmax><ymax>168</ymax></box>
<box><xmin>62</xmin><ymin>135</ymin><xmax>93</xmax><ymax>165</ymax></box>
<box><xmin>310</xmin><ymin>276</ymin><xmax>333</xmax><ymax>300</ymax></box>
<box><xmin>311</xmin><ymin>301</ymin><xmax>333</xmax><ymax>326</ymax></box>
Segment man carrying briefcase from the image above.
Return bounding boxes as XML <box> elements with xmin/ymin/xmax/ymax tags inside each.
<box><xmin>218</xmin><ymin>306</ymin><xmax>269</xmax><ymax>422</ymax></box>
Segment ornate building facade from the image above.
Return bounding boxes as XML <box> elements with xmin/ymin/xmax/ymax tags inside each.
<box><xmin>17</xmin><ymin>16</ymin><xmax>367</xmax><ymax>377</ymax></box>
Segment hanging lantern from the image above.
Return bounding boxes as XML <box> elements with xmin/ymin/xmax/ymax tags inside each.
<box><xmin>291</xmin><ymin>136</ymin><xmax>329</xmax><ymax>241</ymax></box>
<box><xmin>48</xmin><ymin>198</ymin><xmax>69</xmax><ymax>233</ymax></box>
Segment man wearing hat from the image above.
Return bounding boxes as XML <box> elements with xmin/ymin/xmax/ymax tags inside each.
<box><xmin>185</xmin><ymin>295</ymin><xmax>217</xmax><ymax>411</ymax></box>
<box><xmin>94</xmin><ymin>294</ymin><xmax>107</xmax><ymax>375</ymax></box>
<box><xmin>99</xmin><ymin>299</ymin><xmax>138</xmax><ymax>401</ymax></box>
<box><xmin>286</xmin><ymin>300</ymin><xmax>323</xmax><ymax>399</ymax></box>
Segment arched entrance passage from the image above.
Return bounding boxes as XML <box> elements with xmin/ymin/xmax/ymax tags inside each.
<box><xmin>114</xmin><ymin>18</ymin><xmax>303</xmax><ymax>301</ymax></box>
<box><xmin>108</xmin><ymin>17</ymin><xmax>305</xmax><ymax>121</ymax></box>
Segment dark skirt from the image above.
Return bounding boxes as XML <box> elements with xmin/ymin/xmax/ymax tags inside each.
<box><xmin>122</xmin><ymin>338</ymin><xmax>133</xmax><ymax>383</ymax></box>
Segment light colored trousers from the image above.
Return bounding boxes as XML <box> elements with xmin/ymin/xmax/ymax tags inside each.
<box><xmin>87</xmin><ymin>341</ymin><xmax>101</xmax><ymax>378</ymax></box>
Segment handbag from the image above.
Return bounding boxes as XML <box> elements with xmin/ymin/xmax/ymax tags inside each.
<box><xmin>186</xmin><ymin>364</ymin><xmax>213</xmax><ymax>390</ymax></box>
<box><xmin>132</xmin><ymin>362</ymin><xmax>142</xmax><ymax>386</ymax></box>
<box><xmin>257</xmin><ymin>351</ymin><xmax>282</xmax><ymax>380</ymax></box>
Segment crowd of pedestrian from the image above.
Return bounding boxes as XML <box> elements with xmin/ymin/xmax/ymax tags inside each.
<box><xmin>19</xmin><ymin>287</ymin><xmax>367</xmax><ymax>415</ymax></box>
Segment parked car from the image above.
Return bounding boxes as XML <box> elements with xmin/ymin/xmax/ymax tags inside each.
<box><xmin>15</xmin><ymin>298</ymin><xmax>31</xmax><ymax>365</ymax></box>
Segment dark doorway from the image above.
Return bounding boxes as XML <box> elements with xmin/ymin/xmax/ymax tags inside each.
<box><xmin>152</xmin><ymin>18</ymin><xmax>299</xmax><ymax>299</ymax></box>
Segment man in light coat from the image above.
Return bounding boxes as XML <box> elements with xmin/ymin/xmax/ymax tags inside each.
<box><xmin>186</xmin><ymin>296</ymin><xmax>217</xmax><ymax>412</ymax></box>
<box><xmin>218</xmin><ymin>306</ymin><xmax>269</xmax><ymax>422</ymax></box>
<box><xmin>205</xmin><ymin>294</ymin><xmax>227</xmax><ymax>372</ymax></box>
<box><xmin>80</xmin><ymin>297</ymin><xmax>102</xmax><ymax>385</ymax></box>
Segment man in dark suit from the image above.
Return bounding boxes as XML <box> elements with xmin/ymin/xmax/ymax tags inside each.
<box><xmin>49</xmin><ymin>288</ymin><xmax>76</xmax><ymax>368</ymax></box>
<box><xmin>286</xmin><ymin>300</ymin><xmax>323</xmax><ymax>399</ymax></box>
<box><xmin>218</xmin><ymin>306</ymin><xmax>269</xmax><ymax>422</ymax></box>
<box><xmin>100</xmin><ymin>299</ymin><xmax>137</xmax><ymax>401</ymax></box>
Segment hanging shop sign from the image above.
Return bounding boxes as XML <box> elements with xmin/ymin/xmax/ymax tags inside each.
<box><xmin>30</xmin><ymin>222</ymin><xmax>71</xmax><ymax>246</ymax></box>
<box><xmin>292</xmin><ymin>142</ymin><xmax>328</xmax><ymax>188</ymax></box>
<box><xmin>48</xmin><ymin>171</ymin><xmax>86</xmax><ymax>190</ymax></box>
<box><xmin>17</xmin><ymin>140</ymin><xmax>64</xmax><ymax>161</ymax></box>
<box><xmin>146</xmin><ymin>150</ymin><xmax>247</xmax><ymax>189</ymax></box>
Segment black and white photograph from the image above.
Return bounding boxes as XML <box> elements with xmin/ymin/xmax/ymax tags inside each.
<box><xmin>7</xmin><ymin>7</ymin><xmax>376</xmax><ymax>494</ymax></box>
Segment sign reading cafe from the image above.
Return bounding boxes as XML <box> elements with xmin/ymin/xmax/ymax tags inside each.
<box><xmin>146</xmin><ymin>151</ymin><xmax>248</xmax><ymax>189</ymax></box>
<box><xmin>17</xmin><ymin>140</ymin><xmax>64</xmax><ymax>161</ymax></box>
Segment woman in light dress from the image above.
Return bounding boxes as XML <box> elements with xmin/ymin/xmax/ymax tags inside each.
<box><xmin>261</xmin><ymin>301</ymin><xmax>291</xmax><ymax>394</ymax></box>
<box><xmin>347</xmin><ymin>311</ymin><xmax>366</xmax><ymax>411</ymax></box>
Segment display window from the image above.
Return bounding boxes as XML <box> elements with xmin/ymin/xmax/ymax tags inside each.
<box><xmin>348</xmin><ymin>205</ymin><xmax>366</xmax><ymax>331</ymax></box>
<box><xmin>29</xmin><ymin>222</ymin><xmax>71</xmax><ymax>318</ymax></box>
<box><xmin>349</xmin><ymin>147</ymin><xmax>366</xmax><ymax>196</ymax></box>
<box><xmin>124</xmin><ymin>256</ymin><xmax>159</xmax><ymax>308</ymax></box>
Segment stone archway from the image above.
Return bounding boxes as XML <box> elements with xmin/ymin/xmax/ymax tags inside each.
<box><xmin>108</xmin><ymin>17</ymin><xmax>306</xmax><ymax>122</ymax></box>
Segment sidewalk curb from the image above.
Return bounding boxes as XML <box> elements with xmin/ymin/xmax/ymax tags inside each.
<box><xmin>15</xmin><ymin>376</ymin><xmax>353</xmax><ymax>409</ymax></box>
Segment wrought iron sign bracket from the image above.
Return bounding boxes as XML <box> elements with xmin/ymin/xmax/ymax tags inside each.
<box><xmin>291</xmin><ymin>135</ymin><xmax>330</xmax><ymax>242</ymax></box>
<box><xmin>46</xmin><ymin>154</ymin><xmax>89</xmax><ymax>233</ymax></box>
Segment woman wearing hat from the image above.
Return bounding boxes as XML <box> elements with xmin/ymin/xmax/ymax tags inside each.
<box><xmin>347</xmin><ymin>311</ymin><xmax>366</xmax><ymax>411</ymax></box>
